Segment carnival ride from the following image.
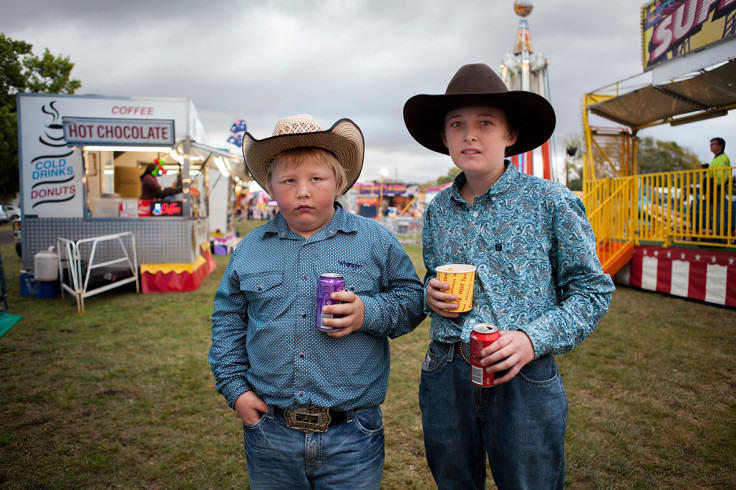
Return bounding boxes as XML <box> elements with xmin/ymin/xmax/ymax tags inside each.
<box><xmin>580</xmin><ymin>0</ymin><xmax>736</xmax><ymax>307</ymax></box>
<box><xmin>508</xmin><ymin>1</ymin><xmax>735</xmax><ymax>307</ymax></box>
<box><xmin>583</xmin><ymin>57</ymin><xmax>736</xmax><ymax>267</ymax></box>
<box><xmin>501</xmin><ymin>0</ymin><xmax>554</xmax><ymax>181</ymax></box>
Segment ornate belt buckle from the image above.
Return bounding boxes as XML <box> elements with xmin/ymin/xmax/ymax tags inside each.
<box><xmin>284</xmin><ymin>407</ymin><xmax>331</xmax><ymax>433</ymax></box>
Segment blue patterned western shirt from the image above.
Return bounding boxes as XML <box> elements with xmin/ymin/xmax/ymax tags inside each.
<box><xmin>423</xmin><ymin>163</ymin><xmax>615</xmax><ymax>357</ymax></box>
<box><xmin>210</xmin><ymin>204</ymin><xmax>425</xmax><ymax>410</ymax></box>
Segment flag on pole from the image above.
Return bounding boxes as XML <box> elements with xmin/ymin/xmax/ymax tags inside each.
<box><xmin>227</xmin><ymin>133</ymin><xmax>244</xmax><ymax>147</ymax></box>
<box><xmin>230</xmin><ymin>119</ymin><xmax>247</xmax><ymax>133</ymax></box>
<box><xmin>228</xmin><ymin>119</ymin><xmax>247</xmax><ymax>148</ymax></box>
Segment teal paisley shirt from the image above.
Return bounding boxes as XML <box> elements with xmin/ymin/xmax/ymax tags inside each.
<box><xmin>422</xmin><ymin>162</ymin><xmax>615</xmax><ymax>357</ymax></box>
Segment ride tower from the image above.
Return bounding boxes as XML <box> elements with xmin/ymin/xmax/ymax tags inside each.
<box><xmin>500</xmin><ymin>0</ymin><xmax>554</xmax><ymax>181</ymax></box>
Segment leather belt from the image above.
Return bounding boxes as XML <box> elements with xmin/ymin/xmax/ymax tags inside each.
<box><xmin>274</xmin><ymin>406</ymin><xmax>349</xmax><ymax>433</ymax></box>
<box><xmin>438</xmin><ymin>341</ymin><xmax>471</xmax><ymax>363</ymax></box>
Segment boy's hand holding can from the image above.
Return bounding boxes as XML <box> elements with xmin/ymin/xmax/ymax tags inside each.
<box><xmin>320</xmin><ymin>291</ymin><xmax>365</xmax><ymax>338</ymax></box>
<box><xmin>478</xmin><ymin>330</ymin><xmax>536</xmax><ymax>385</ymax></box>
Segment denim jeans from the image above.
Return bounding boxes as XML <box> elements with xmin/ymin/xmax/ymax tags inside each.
<box><xmin>243</xmin><ymin>405</ymin><xmax>384</xmax><ymax>489</ymax></box>
<box><xmin>419</xmin><ymin>340</ymin><xmax>568</xmax><ymax>490</ymax></box>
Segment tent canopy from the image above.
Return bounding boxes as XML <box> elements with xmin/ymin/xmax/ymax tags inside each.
<box><xmin>587</xmin><ymin>59</ymin><xmax>736</xmax><ymax>130</ymax></box>
<box><xmin>187</xmin><ymin>141</ymin><xmax>248</xmax><ymax>182</ymax></box>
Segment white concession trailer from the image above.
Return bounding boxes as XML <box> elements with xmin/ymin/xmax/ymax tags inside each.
<box><xmin>17</xmin><ymin>93</ymin><xmax>247</xmax><ymax>298</ymax></box>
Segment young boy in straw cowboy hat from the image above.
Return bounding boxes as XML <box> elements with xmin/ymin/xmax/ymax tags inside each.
<box><xmin>209</xmin><ymin>114</ymin><xmax>425</xmax><ymax>489</ymax></box>
<box><xmin>403</xmin><ymin>63</ymin><xmax>615</xmax><ymax>489</ymax></box>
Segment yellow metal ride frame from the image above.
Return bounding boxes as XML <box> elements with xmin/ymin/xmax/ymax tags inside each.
<box><xmin>582</xmin><ymin>74</ymin><xmax>736</xmax><ymax>277</ymax></box>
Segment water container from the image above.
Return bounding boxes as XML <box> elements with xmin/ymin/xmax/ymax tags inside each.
<box><xmin>34</xmin><ymin>247</ymin><xmax>59</xmax><ymax>282</ymax></box>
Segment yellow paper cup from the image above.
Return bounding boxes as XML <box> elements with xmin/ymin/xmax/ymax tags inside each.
<box><xmin>436</xmin><ymin>264</ymin><xmax>476</xmax><ymax>312</ymax></box>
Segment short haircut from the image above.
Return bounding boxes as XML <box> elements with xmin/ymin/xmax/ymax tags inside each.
<box><xmin>710</xmin><ymin>137</ymin><xmax>725</xmax><ymax>149</ymax></box>
<box><xmin>266</xmin><ymin>148</ymin><xmax>346</xmax><ymax>195</ymax></box>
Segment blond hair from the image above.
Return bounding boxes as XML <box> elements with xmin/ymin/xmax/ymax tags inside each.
<box><xmin>266</xmin><ymin>148</ymin><xmax>347</xmax><ymax>195</ymax></box>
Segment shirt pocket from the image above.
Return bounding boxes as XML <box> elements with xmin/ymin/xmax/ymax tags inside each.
<box><xmin>343</xmin><ymin>273</ymin><xmax>378</xmax><ymax>295</ymax></box>
<box><xmin>239</xmin><ymin>272</ymin><xmax>287</xmax><ymax>319</ymax></box>
<box><xmin>239</xmin><ymin>272</ymin><xmax>284</xmax><ymax>295</ymax></box>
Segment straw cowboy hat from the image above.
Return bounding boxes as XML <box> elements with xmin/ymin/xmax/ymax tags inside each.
<box><xmin>242</xmin><ymin>114</ymin><xmax>364</xmax><ymax>195</ymax></box>
<box><xmin>403</xmin><ymin>63</ymin><xmax>556</xmax><ymax>156</ymax></box>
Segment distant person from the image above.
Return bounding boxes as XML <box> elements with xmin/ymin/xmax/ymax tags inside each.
<box><xmin>403</xmin><ymin>63</ymin><xmax>615</xmax><ymax>489</ymax></box>
<box><xmin>235</xmin><ymin>192</ymin><xmax>246</xmax><ymax>221</ymax></box>
<box><xmin>708</xmin><ymin>137</ymin><xmax>731</xmax><ymax>175</ymax></box>
<box><xmin>707</xmin><ymin>137</ymin><xmax>731</xmax><ymax>235</ymax></box>
<box><xmin>139</xmin><ymin>163</ymin><xmax>181</xmax><ymax>200</ymax></box>
<box><xmin>209</xmin><ymin>114</ymin><xmax>425</xmax><ymax>489</ymax></box>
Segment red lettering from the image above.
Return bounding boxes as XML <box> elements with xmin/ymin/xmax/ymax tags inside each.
<box><xmin>649</xmin><ymin>0</ymin><xmax>729</xmax><ymax>62</ymax></box>
<box><xmin>30</xmin><ymin>184</ymin><xmax>76</xmax><ymax>199</ymax></box>
<box><xmin>697</xmin><ymin>0</ymin><xmax>720</xmax><ymax>23</ymax></box>
<box><xmin>161</xmin><ymin>202</ymin><xmax>182</xmax><ymax>215</ymax></box>
<box><xmin>672</xmin><ymin>0</ymin><xmax>697</xmax><ymax>40</ymax></box>
<box><xmin>651</xmin><ymin>16</ymin><xmax>673</xmax><ymax>61</ymax></box>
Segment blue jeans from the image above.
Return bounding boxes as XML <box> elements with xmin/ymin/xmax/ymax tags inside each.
<box><xmin>419</xmin><ymin>341</ymin><xmax>568</xmax><ymax>490</ymax></box>
<box><xmin>243</xmin><ymin>405</ymin><xmax>384</xmax><ymax>489</ymax></box>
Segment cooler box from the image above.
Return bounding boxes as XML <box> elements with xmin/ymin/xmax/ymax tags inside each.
<box><xmin>119</xmin><ymin>199</ymin><xmax>139</xmax><ymax>218</ymax></box>
<box><xmin>19</xmin><ymin>273</ymin><xmax>37</xmax><ymax>297</ymax></box>
<box><xmin>93</xmin><ymin>197</ymin><xmax>122</xmax><ymax>217</ymax></box>
<box><xmin>36</xmin><ymin>281</ymin><xmax>58</xmax><ymax>299</ymax></box>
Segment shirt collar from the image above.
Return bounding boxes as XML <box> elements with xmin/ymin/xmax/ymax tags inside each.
<box><xmin>260</xmin><ymin>202</ymin><xmax>357</xmax><ymax>239</ymax></box>
<box><xmin>449</xmin><ymin>160</ymin><xmax>519</xmax><ymax>204</ymax></box>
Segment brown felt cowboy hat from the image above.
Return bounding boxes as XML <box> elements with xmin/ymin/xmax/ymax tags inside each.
<box><xmin>243</xmin><ymin>114</ymin><xmax>364</xmax><ymax>196</ymax></box>
<box><xmin>403</xmin><ymin>63</ymin><xmax>556</xmax><ymax>156</ymax></box>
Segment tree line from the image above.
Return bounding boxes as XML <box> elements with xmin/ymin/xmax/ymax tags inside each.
<box><xmin>1</xmin><ymin>33</ymin><xmax>81</xmax><ymax>201</ymax></box>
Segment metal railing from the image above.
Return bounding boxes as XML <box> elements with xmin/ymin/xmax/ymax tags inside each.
<box><xmin>376</xmin><ymin>216</ymin><xmax>423</xmax><ymax>245</ymax></box>
<box><xmin>585</xmin><ymin>167</ymin><xmax>735</xmax><ymax>268</ymax></box>
<box><xmin>57</xmin><ymin>232</ymin><xmax>139</xmax><ymax>314</ymax></box>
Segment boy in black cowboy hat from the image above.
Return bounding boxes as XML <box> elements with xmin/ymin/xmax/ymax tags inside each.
<box><xmin>209</xmin><ymin>114</ymin><xmax>425</xmax><ymax>489</ymax></box>
<box><xmin>404</xmin><ymin>64</ymin><xmax>614</xmax><ymax>489</ymax></box>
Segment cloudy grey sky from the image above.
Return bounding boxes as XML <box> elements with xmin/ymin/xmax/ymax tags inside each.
<box><xmin>2</xmin><ymin>0</ymin><xmax>733</xmax><ymax>184</ymax></box>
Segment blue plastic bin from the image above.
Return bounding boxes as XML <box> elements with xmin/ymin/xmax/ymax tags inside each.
<box><xmin>36</xmin><ymin>281</ymin><xmax>58</xmax><ymax>299</ymax></box>
<box><xmin>19</xmin><ymin>273</ymin><xmax>37</xmax><ymax>297</ymax></box>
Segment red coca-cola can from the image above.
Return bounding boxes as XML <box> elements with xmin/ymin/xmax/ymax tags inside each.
<box><xmin>469</xmin><ymin>323</ymin><xmax>501</xmax><ymax>387</ymax></box>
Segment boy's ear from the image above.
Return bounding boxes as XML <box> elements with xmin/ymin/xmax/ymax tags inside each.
<box><xmin>506</xmin><ymin>129</ymin><xmax>519</xmax><ymax>148</ymax></box>
<box><xmin>441</xmin><ymin>131</ymin><xmax>449</xmax><ymax>149</ymax></box>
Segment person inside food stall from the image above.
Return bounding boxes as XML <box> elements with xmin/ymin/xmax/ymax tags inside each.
<box><xmin>139</xmin><ymin>163</ymin><xmax>182</xmax><ymax>200</ymax></box>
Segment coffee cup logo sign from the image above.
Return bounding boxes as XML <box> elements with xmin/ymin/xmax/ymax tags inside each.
<box><xmin>26</xmin><ymin>100</ymin><xmax>82</xmax><ymax>215</ymax></box>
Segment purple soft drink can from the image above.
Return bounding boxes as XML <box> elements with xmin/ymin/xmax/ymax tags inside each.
<box><xmin>316</xmin><ymin>273</ymin><xmax>345</xmax><ymax>331</ymax></box>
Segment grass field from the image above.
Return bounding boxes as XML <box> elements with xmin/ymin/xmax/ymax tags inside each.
<box><xmin>0</xmin><ymin>219</ymin><xmax>734</xmax><ymax>488</ymax></box>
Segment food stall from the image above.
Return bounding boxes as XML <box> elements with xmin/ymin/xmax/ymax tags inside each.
<box><xmin>17</xmin><ymin>93</ymin><xmax>247</xmax><ymax>294</ymax></box>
